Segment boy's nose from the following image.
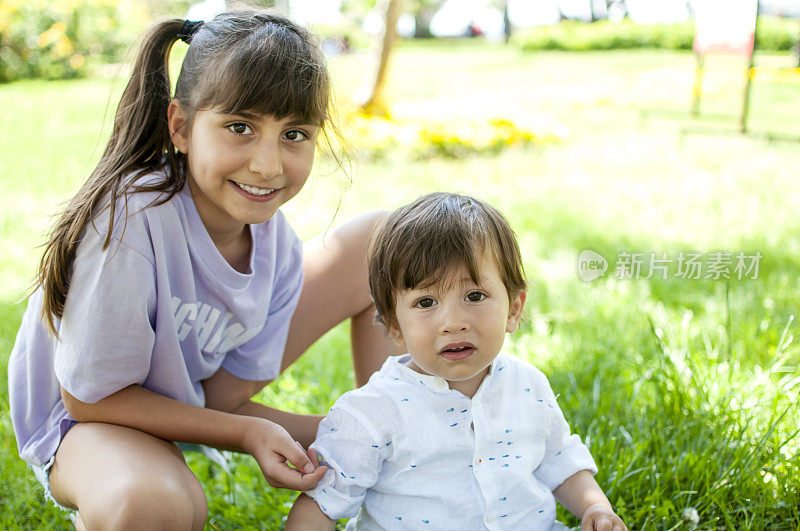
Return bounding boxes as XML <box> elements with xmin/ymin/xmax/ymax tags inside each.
<box><xmin>249</xmin><ymin>140</ymin><xmax>283</xmax><ymax>179</ymax></box>
<box><xmin>439</xmin><ymin>304</ymin><xmax>470</xmax><ymax>334</ymax></box>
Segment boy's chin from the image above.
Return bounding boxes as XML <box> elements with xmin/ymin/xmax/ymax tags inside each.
<box><xmin>442</xmin><ymin>366</ymin><xmax>491</xmax><ymax>383</ymax></box>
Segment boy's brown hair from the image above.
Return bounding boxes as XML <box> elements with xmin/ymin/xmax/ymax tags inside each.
<box><xmin>368</xmin><ymin>193</ymin><xmax>527</xmax><ymax>329</ymax></box>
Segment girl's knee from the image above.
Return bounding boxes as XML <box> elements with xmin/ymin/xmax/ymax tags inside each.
<box><xmin>82</xmin><ymin>474</ymin><xmax>207</xmax><ymax>530</ymax></box>
<box><xmin>333</xmin><ymin>210</ymin><xmax>389</xmax><ymax>244</ymax></box>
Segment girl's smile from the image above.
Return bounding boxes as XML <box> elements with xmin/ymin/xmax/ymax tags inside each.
<box><xmin>231</xmin><ymin>181</ymin><xmax>278</xmax><ymax>200</ymax></box>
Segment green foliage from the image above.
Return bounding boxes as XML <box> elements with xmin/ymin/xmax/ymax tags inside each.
<box><xmin>755</xmin><ymin>16</ymin><xmax>800</xmax><ymax>52</ymax></box>
<box><xmin>0</xmin><ymin>0</ymin><xmax>152</xmax><ymax>83</ymax></box>
<box><xmin>309</xmin><ymin>21</ymin><xmax>371</xmax><ymax>52</ymax></box>
<box><xmin>514</xmin><ymin>20</ymin><xmax>694</xmax><ymax>52</ymax></box>
<box><xmin>514</xmin><ymin>17</ymin><xmax>798</xmax><ymax>53</ymax></box>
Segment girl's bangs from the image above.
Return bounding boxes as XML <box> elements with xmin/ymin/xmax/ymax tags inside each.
<box><xmin>196</xmin><ymin>35</ymin><xmax>327</xmax><ymax>125</ymax></box>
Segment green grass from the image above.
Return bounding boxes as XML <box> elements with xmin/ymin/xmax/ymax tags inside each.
<box><xmin>1</xmin><ymin>41</ymin><xmax>799</xmax><ymax>529</ymax></box>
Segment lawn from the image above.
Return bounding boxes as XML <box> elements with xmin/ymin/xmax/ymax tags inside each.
<box><xmin>1</xmin><ymin>41</ymin><xmax>799</xmax><ymax>529</ymax></box>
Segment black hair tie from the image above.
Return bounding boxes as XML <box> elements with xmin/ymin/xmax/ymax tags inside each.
<box><xmin>178</xmin><ymin>20</ymin><xmax>204</xmax><ymax>44</ymax></box>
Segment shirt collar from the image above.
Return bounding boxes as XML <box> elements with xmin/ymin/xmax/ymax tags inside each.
<box><xmin>377</xmin><ymin>354</ymin><xmax>504</xmax><ymax>395</ymax></box>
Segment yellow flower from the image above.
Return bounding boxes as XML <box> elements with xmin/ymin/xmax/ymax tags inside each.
<box><xmin>69</xmin><ymin>53</ymin><xmax>85</xmax><ymax>69</ymax></box>
<box><xmin>37</xmin><ymin>22</ymin><xmax>67</xmax><ymax>48</ymax></box>
<box><xmin>54</xmin><ymin>36</ymin><xmax>75</xmax><ymax>58</ymax></box>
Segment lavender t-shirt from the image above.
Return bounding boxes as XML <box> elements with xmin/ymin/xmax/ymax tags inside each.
<box><xmin>8</xmin><ymin>172</ymin><xmax>303</xmax><ymax>467</ymax></box>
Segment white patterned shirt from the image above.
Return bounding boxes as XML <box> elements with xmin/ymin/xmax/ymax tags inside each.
<box><xmin>306</xmin><ymin>353</ymin><xmax>598</xmax><ymax>530</ymax></box>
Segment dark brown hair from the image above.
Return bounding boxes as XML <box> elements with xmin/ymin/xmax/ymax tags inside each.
<box><xmin>34</xmin><ymin>10</ymin><xmax>337</xmax><ymax>336</ymax></box>
<box><xmin>368</xmin><ymin>193</ymin><xmax>527</xmax><ymax>329</ymax></box>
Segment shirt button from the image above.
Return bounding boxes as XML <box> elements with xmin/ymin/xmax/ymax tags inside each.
<box><xmin>433</xmin><ymin>378</ymin><xmax>447</xmax><ymax>390</ymax></box>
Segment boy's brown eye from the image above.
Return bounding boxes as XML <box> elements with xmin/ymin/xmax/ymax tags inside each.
<box><xmin>466</xmin><ymin>291</ymin><xmax>484</xmax><ymax>302</ymax></box>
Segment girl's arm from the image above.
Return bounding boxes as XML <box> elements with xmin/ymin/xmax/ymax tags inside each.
<box><xmin>552</xmin><ymin>470</ymin><xmax>627</xmax><ymax>530</ymax></box>
<box><xmin>60</xmin><ymin>384</ymin><xmax>327</xmax><ymax>491</ymax></box>
<box><xmin>285</xmin><ymin>493</ymin><xmax>337</xmax><ymax>530</ymax></box>
<box><xmin>201</xmin><ymin>367</ymin><xmax>323</xmax><ymax>449</ymax></box>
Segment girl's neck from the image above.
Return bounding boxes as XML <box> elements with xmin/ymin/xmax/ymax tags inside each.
<box><xmin>186</xmin><ymin>179</ymin><xmax>252</xmax><ymax>273</ymax></box>
<box><xmin>214</xmin><ymin>226</ymin><xmax>252</xmax><ymax>273</ymax></box>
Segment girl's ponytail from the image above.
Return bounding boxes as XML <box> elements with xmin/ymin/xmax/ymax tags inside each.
<box><xmin>36</xmin><ymin>19</ymin><xmax>186</xmax><ymax>337</ymax></box>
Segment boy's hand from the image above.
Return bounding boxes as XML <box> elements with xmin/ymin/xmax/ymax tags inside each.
<box><xmin>242</xmin><ymin>418</ymin><xmax>328</xmax><ymax>491</ymax></box>
<box><xmin>581</xmin><ymin>503</ymin><xmax>627</xmax><ymax>531</ymax></box>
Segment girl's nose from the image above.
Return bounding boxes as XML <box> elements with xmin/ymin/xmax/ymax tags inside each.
<box><xmin>249</xmin><ymin>139</ymin><xmax>283</xmax><ymax>179</ymax></box>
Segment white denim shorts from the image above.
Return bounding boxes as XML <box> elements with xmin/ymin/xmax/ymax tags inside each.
<box><xmin>30</xmin><ymin>455</ymin><xmax>75</xmax><ymax>513</ymax></box>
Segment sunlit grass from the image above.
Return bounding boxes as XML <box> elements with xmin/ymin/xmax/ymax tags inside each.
<box><xmin>1</xmin><ymin>42</ymin><xmax>798</xmax><ymax>529</ymax></box>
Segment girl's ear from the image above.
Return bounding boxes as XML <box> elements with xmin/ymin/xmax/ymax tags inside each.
<box><xmin>168</xmin><ymin>99</ymin><xmax>189</xmax><ymax>153</ymax></box>
<box><xmin>505</xmin><ymin>290</ymin><xmax>527</xmax><ymax>333</ymax></box>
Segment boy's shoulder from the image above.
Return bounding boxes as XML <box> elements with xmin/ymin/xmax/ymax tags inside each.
<box><xmin>326</xmin><ymin>356</ymin><xmax>418</xmax><ymax>419</ymax></box>
<box><xmin>495</xmin><ymin>353</ymin><xmax>548</xmax><ymax>381</ymax></box>
<box><xmin>493</xmin><ymin>353</ymin><xmax>555</xmax><ymax>397</ymax></box>
<box><xmin>332</xmin><ymin>360</ymin><xmax>406</xmax><ymax>406</ymax></box>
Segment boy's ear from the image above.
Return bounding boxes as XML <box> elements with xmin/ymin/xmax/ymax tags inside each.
<box><xmin>168</xmin><ymin>99</ymin><xmax>189</xmax><ymax>154</ymax></box>
<box><xmin>387</xmin><ymin>323</ymin><xmax>406</xmax><ymax>348</ymax></box>
<box><xmin>505</xmin><ymin>290</ymin><xmax>527</xmax><ymax>334</ymax></box>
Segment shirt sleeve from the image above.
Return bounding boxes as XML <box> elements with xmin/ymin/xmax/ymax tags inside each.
<box><xmin>222</xmin><ymin>220</ymin><xmax>303</xmax><ymax>381</ymax></box>
<box><xmin>305</xmin><ymin>403</ymin><xmax>387</xmax><ymax>520</ymax></box>
<box><xmin>54</xmin><ymin>222</ymin><xmax>157</xmax><ymax>404</ymax></box>
<box><xmin>531</xmin><ymin>371</ymin><xmax>598</xmax><ymax>491</ymax></box>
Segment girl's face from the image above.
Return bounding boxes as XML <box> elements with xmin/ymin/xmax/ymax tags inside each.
<box><xmin>169</xmin><ymin>101</ymin><xmax>318</xmax><ymax>242</ymax></box>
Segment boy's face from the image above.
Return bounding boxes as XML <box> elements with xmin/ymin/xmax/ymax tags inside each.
<box><xmin>388</xmin><ymin>253</ymin><xmax>525</xmax><ymax>396</ymax></box>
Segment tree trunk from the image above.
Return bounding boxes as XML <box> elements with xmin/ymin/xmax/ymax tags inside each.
<box><xmin>356</xmin><ymin>0</ymin><xmax>403</xmax><ymax>115</ymax></box>
<box><xmin>414</xmin><ymin>7</ymin><xmax>437</xmax><ymax>39</ymax></box>
<box><xmin>502</xmin><ymin>0</ymin><xmax>512</xmax><ymax>43</ymax></box>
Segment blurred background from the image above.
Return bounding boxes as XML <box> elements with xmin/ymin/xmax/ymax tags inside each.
<box><xmin>1</xmin><ymin>1</ymin><xmax>799</xmax><ymax>529</ymax></box>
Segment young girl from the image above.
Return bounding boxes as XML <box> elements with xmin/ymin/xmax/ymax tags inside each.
<box><xmin>8</xmin><ymin>10</ymin><xmax>399</xmax><ymax>529</ymax></box>
<box><xmin>286</xmin><ymin>193</ymin><xmax>627</xmax><ymax>530</ymax></box>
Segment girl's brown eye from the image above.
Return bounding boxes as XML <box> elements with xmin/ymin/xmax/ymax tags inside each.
<box><xmin>284</xmin><ymin>130</ymin><xmax>308</xmax><ymax>142</ymax></box>
<box><xmin>417</xmin><ymin>297</ymin><xmax>435</xmax><ymax>308</ymax></box>
<box><xmin>229</xmin><ymin>123</ymin><xmax>251</xmax><ymax>135</ymax></box>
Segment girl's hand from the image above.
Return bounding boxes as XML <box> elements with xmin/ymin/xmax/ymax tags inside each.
<box><xmin>242</xmin><ymin>418</ymin><xmax>328</xmax><ymax>491</ymax></box>
<box><xmin>581</xmin><ymin>503</ymin><xmax>627</xmax><ymax>531</ymax></box>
